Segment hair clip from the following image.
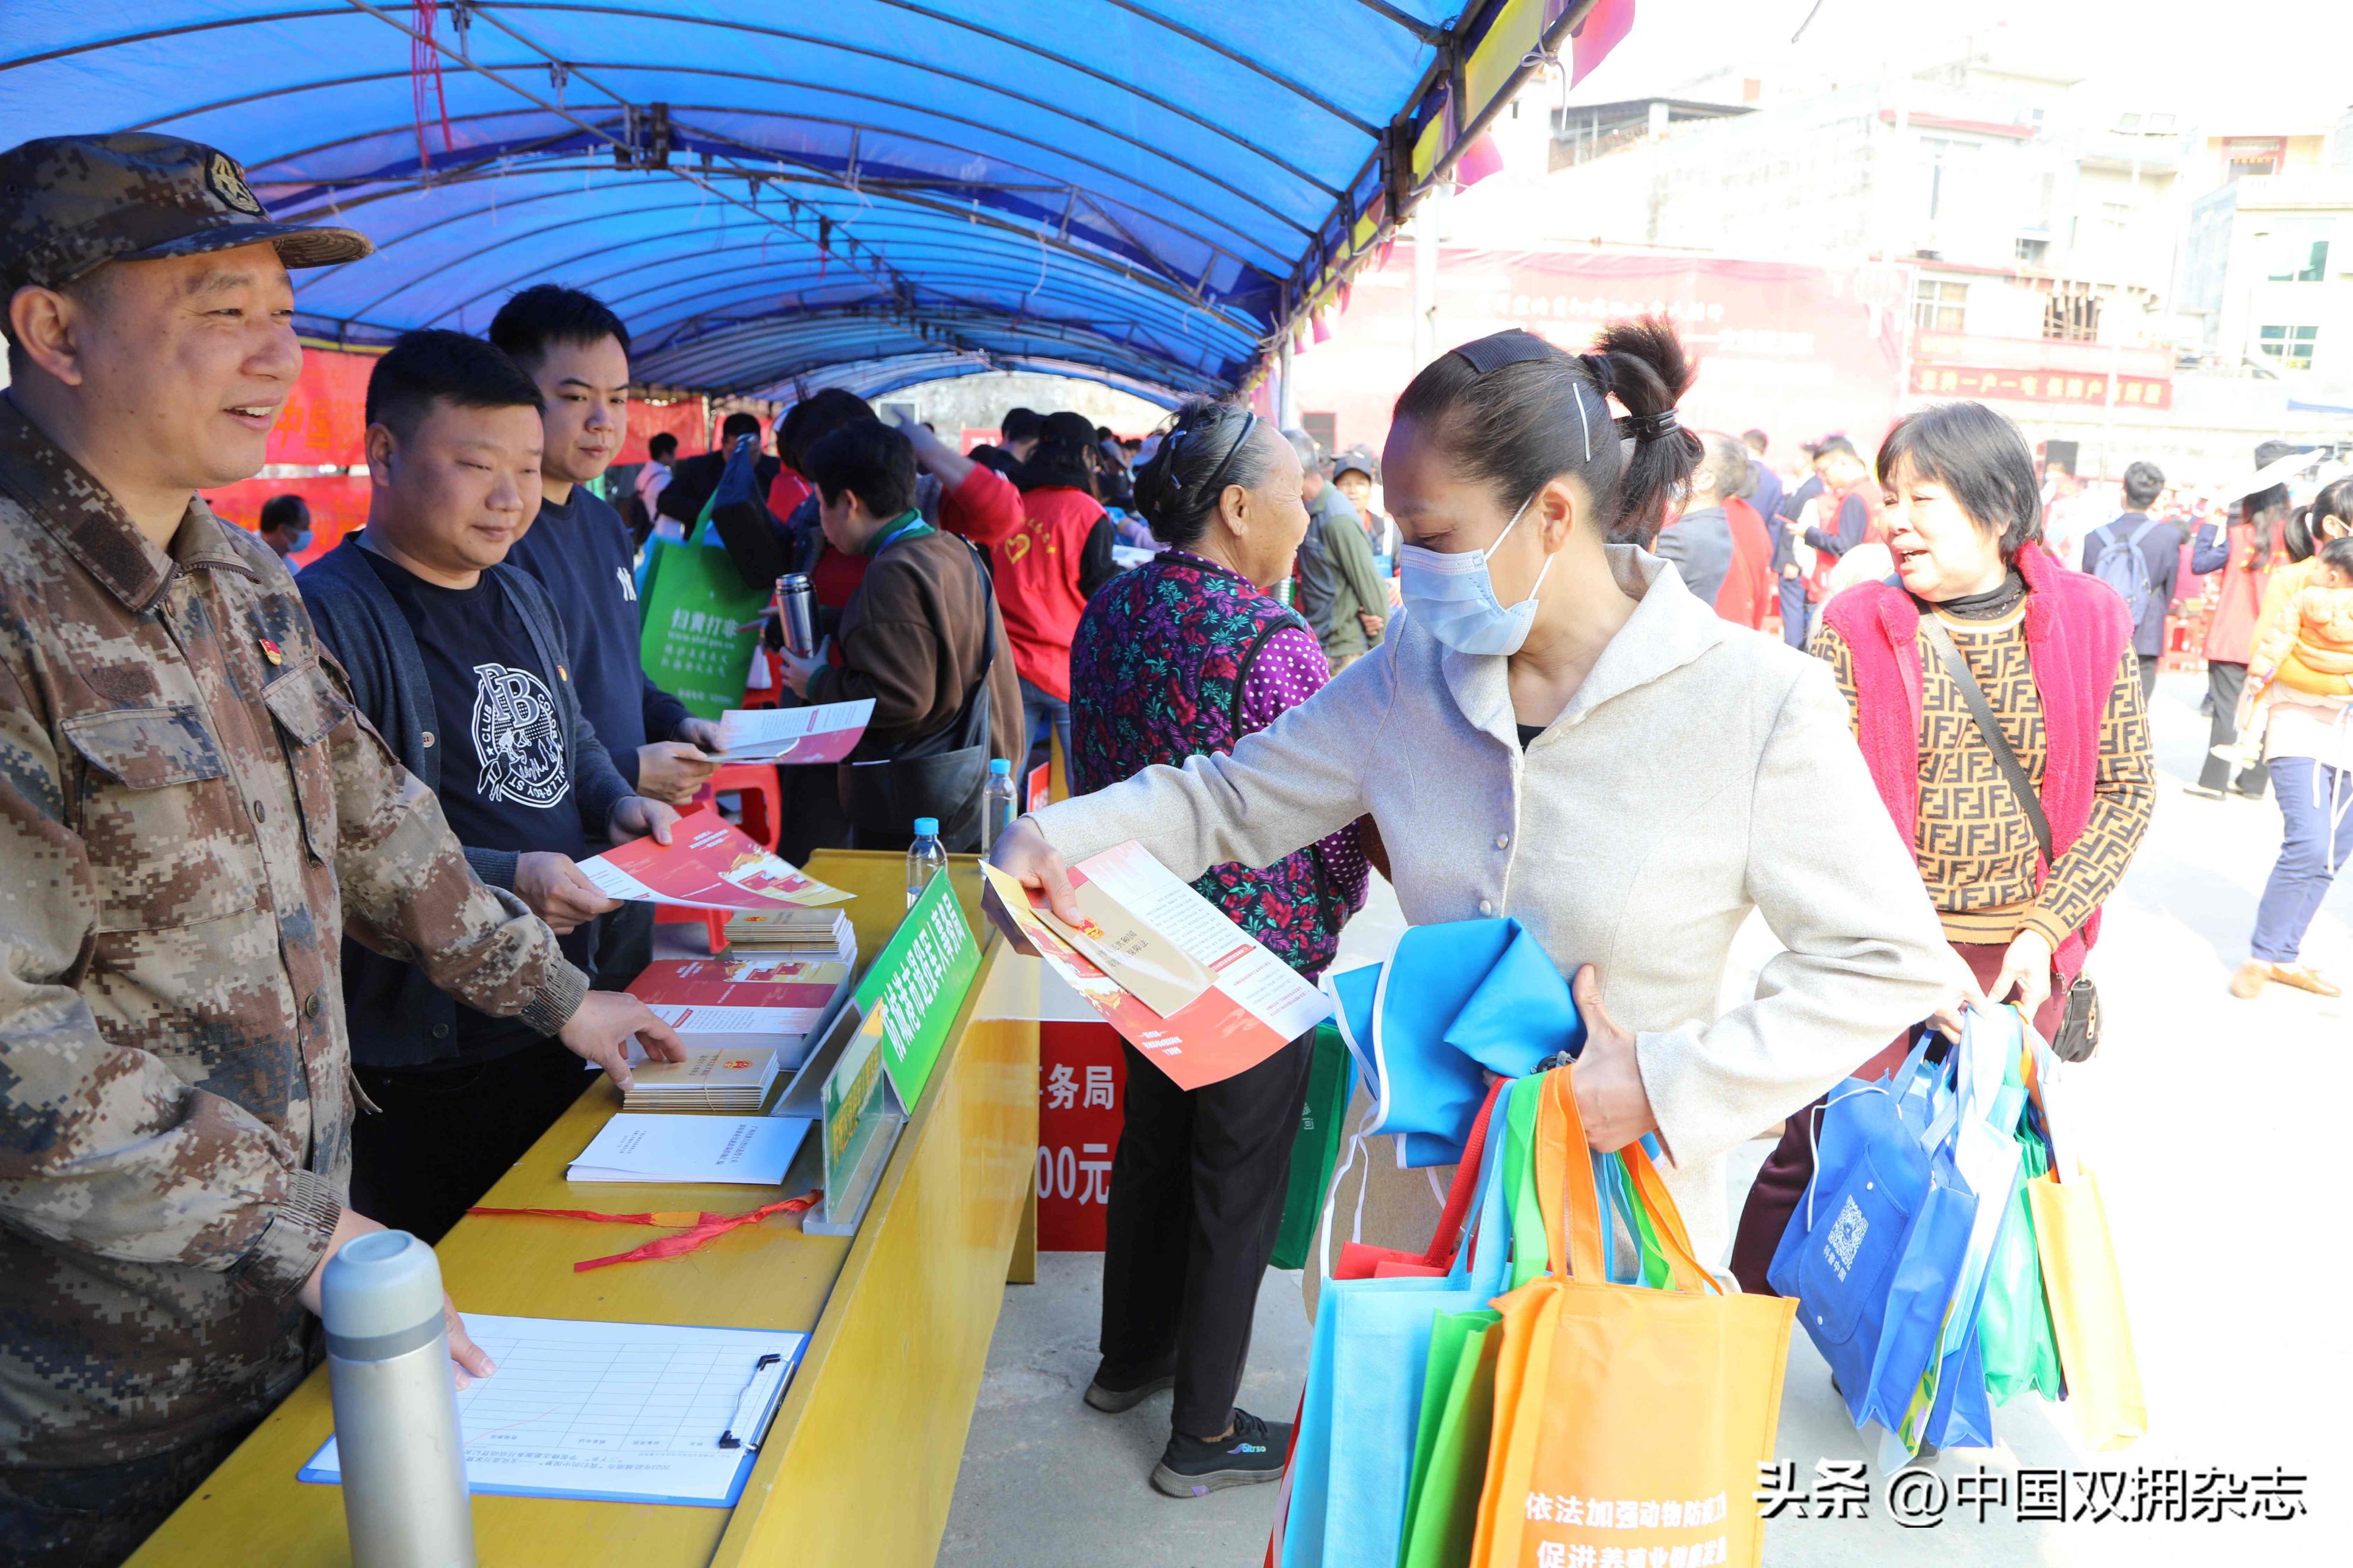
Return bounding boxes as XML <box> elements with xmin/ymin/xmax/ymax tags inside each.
<box><xmin>1612</xmin><ymin>409</ymin><xmax>1681</xmax><ymax>443</ymax></box>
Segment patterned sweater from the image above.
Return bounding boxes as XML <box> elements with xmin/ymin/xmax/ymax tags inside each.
<box><xmin>1815</xmin><ymin>601</ymin><xmax>2154</xmax><ymax>947</ymax></box>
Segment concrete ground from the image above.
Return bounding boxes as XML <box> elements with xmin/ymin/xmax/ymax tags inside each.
<box><xmin>939</xmin><ymin>671</ymin><xmax>2344</xmax><ymax>1567</ymax></box>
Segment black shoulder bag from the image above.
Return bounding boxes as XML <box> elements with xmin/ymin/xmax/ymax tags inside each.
<box><xmin>836</xmin><ymin>539</ymin><xmax>1000</xmax><ymax>853</ymax></box>
<box><xmin>1916</xmin><ymin>614</ymin><xmax>2102</xmax><ymax>1062</ymax></box>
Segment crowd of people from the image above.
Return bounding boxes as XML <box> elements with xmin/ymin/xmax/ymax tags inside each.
<box><xmin>1</xmin><ymin>124</ymin><xmax>2347</xmax><ymax>1563</ymax></box>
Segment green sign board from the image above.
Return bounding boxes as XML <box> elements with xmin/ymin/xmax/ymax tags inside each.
<box><xmin>786</xmin><ymin>873</ymin><xmax>981</xmax><ymax>1238</ymax></box>
<box><xmin>853</xmin><ymin>872</ymin><xmax>980</xmax><ymax>1111</ymax></box>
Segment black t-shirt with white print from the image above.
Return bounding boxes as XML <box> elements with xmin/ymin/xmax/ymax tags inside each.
<box><xmin>361</xmin><ymin>549</ymin><xmax>593</xmax><ymax>1054</ymax></box>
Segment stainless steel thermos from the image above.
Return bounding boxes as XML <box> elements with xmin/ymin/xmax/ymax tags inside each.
<box><xmin>322</xmin><ymin>1230</ymin><xmax>476</xmax><ymax>1568</ymax></box>
<box><xmin>776</xmin><ymin>573</ymin><xmax>815</xmax><ymax>657</ymax></box>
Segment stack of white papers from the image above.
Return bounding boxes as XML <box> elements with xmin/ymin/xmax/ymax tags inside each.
<box><xmin>621</xmin><ymin>1048</ymin><xmax>783</xmax><ymax>1113</ymax></box>
<box><xmin>567</xmin><ymin>1114</ymin><xmax>813</xmax><ymax>1185</ymax></box>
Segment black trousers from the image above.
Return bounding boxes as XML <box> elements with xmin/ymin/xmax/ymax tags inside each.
<box><xmin>0</xmin><ymin>1416</ymin><xmax>259</xmax><ymax>1568</ymax></box>
<box><xmin>2198</xmin><ymin>660</ymin><xmax>2271</xmax><ymax>797</ymax></box>
<box><xmin>352</xmin><ymin>1036</ymin><xmax>590</xmax><ymax>1243</ymax></box>
<box><xmin>1099</xmin><ymin>1030</ymin><xmax>1314</xmax><ymax>1439</ymax></box>
<box><xmin>2137</xmin><ymin>653</ymin><xmax>2161</xmax><ymax>704</ymax></box>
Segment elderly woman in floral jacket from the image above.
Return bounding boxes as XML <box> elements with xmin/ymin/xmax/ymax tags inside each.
<box><xmin>1058</xmin><ymin>399</ymin><xmax>1367</xmax><ymax>1497</ymax></box>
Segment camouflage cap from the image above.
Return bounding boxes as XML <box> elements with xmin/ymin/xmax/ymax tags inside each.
<box><xmin>0</xmin><ymin>132</ymin><xmax>371</xmax><ymax>300</ymax></box>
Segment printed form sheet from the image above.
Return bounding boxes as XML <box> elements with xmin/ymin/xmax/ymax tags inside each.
<box><xmin>300</xmin><ymin>1315</ymin><xmax>808</xmax><ymax>1507</ymax></box>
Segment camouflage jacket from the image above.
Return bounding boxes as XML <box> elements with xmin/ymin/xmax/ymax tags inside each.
<box><xmin>0</xmin><ymin>400</ymin><xmax>588</xmax><ymax>1467</ymax></box>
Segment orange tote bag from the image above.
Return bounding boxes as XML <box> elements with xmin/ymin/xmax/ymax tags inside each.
<box><xmin>1472</xmin><ymin>1070</ymin><xmax>1795</xmax><ymax>1568</ymax></box>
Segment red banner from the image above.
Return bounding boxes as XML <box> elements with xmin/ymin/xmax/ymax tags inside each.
<box><xmin>202</xmin><ymin>473</ymin><xmax>370</xmax><ymax>568</ymax></box>
<box><xmin>1907</xmin><ymin>362</ymin><xmax>2173</xmax><ymax>411</ymax></box>
<box><xmin>620</xmin><ymin>397</ymin><xmax>710</xmax><ymax>463</ymax></box>
<box><xmin>269</xmin><ymin>347</ymin><xmax>375</xmax><ymax>467</ymax></box>
<box><xmin>1293</xmin><ymin>247</ymin><xmax>1912</xmax><ymax>466</ymax></box>
<box><xmin>1036</xmin><ymin>1021</ymin><xmax>1125</xmax><ymax>1251</ymax></box>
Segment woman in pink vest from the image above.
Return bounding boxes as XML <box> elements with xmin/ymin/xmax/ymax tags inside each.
<box><xmin>1730</xmin><ymin>400</ymin><xmax>2155</xmax><ymax>1295</ymax></box>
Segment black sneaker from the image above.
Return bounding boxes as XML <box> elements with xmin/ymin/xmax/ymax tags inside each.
<box><xmin>1083</xmin><ymin>1353</ymin><xmax>1176</xmax><ymax>1413</ymax></box>
<box><xmin>1150</xmin><ymin>1407</ymin><xmax>1287</xmax><ymax>1497</ymax></box>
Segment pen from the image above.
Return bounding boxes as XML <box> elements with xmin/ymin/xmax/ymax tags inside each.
<box><xmin>719</xmin><ymin>1353</ymin><xmax>787</xmax><ymax>1451</ymax></box>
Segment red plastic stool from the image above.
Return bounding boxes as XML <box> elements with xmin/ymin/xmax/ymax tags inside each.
<box><xmin>707</xmin><ymin>762</ymin><xmax>785</xmax><ymax>851</ymax></box>
<box><xmin>740</xmin><ymin>648</ymin><xmax>782</xmax><ymax>710</ymax></box>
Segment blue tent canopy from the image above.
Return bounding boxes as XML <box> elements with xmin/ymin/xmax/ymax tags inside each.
<box><xmin>1</xmin><ymin>1</ymin><xmax>1615</xmax><ymax>400</ymax></box>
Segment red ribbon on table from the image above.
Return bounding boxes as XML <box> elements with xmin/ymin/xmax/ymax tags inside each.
<box><xmin>468</xmin><ymin>1190</ymin><xmax>823</xmax><ymax>1272</ymax></box>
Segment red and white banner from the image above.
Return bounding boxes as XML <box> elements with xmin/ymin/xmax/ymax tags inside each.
<box><xmin>1291</xmin><ymin>246</ymin><xmax>1913</xmax><ymax>465</ymax></box>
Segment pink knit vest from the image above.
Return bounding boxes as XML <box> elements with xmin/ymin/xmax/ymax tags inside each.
<box><xmin>1820</xmin><ymin>542</ymin><xmax>2130</xmax><ymax>978</ymax></box>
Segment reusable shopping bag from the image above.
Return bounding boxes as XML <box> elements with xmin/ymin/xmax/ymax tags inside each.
<box><xmin>638</xmin><ymin>437</ymin><xmax>772</xmax><ymax>717</ymax></box>
<box><xmin>1398</xmin><ymin>1309</ymin><xmax>1503</xmax><ymax>1568</ymax></box>
<box><xmin>1325</xmin><ymin>920</ymin><xmax>1580</xmax><ymax>1166</ymax></box>
<box><xmin>1767</xmin><ymin>1034</ymin><xmax>1954</xmax><ymax>1435</ymax></box>
<box><xmin>1272</xmin><ymin>1024</ymin><xmax>1358</xmax><ymax>1271</ymax></box>
<box><xmin>1335</xmin><ymin>1079</ymin><xmax>1506</xmax><ymax>1281</ymax></box>
<box><xmin>1282</xmin><ymin>1080</ymin><xmax>1517</xmax><ymax>1568</ymax></box>
<box><xmin>1887</xmin><ymin>1008</ymin><xmax>2025</xmax><ymax>1453</ymax></box>
<box><xmin>1472</xmin><ymin>1070</ymin><xmax>1793</xmax><ymax>1568</ymax></box>
<box><xmin>1978</xmin><ymin>1047</ymin><xmax>2064</xmax><ymax>1405</ymax></box>
<box><xmin>2028</xmin><ymin>1160</ymin><xmax>2147</xmax><ymax>1450</ymax></box>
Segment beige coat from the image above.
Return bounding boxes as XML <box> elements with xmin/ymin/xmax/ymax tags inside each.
<box><xmin>1033</xmin><ymin>546</ymin><xmax>1957</xmax><ymax>1268</ymax></box>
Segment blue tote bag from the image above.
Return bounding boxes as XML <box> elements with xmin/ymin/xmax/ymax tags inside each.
<box><xmin>1768</xmin><ymin>1033</ymin><xmax>1971</xmax><ymax>1435</ymax></box>
<box><xmin>1282</xmin><ymin>1079</ymin><xmax>1517</xmax><ymax>1568</ymax></box>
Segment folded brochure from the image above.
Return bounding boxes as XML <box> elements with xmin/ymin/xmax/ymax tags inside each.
<box><xmin>568</xmin><ymin>1113</ymin><xmax>814</xmax><ymax>1184</ymax></box>
<box><xmin>578</xmin><ymin>807</ymin><xmax>851</xmax><ymax>910</ymax></box>
<box><xmin>714</xmin><ymin>699</ymin><xmax>874</xmax><ymax>764</ymax></box>
<box><xmin>983</xmin><ymin>840</ymin><xmax>1330</xmax><ymax>1090</ymax></box>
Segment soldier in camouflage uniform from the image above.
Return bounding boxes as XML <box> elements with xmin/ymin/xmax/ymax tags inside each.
<box><xmin>0</xmin><ymin>133</ymin><xmax>684</xmax><ymax>1566</ymax></box>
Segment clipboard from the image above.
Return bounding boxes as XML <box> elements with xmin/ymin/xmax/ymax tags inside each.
<box><xmin>298</xmin><ymin>1315</ymin><xmax>809</xmax><ymax>1509</ymax></box>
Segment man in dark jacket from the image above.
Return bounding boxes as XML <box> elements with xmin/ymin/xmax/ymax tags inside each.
<box><xmin>490</xmin><ymin>284</ymin><xmax>722</xmax><ymax>990</ymax></box>
<box><xmin>1743</xmin><ymin>428</ymin><xmax>1783</xmax><ymax>536</ymax></box>
<box><xmin>2079</xmin><ymin>460</ymin><xmax>2179</xmax><ymax>701</ymax></box>
<box><xmin>656</xmin><ymin>409</ymin><xmax>779</xmax><ymax>527</ymax></box>
<box><xmin>1771</xmin><ymin>441</ymin><xmax>1823</xmax><ymax>648</ymax></box>
<box><xmin>777</xmin><ymin>421</ymin><xmax>1022</xmax><ymax>848</ymax></box>
<box><xmin>297</xmin><ymin>330</ymin><xmax>682</xmax><ymax>1241</ymax></box>
<box><xmin>1657</xmin><ymin>432</ymin><xmax>1771</xmax><ymax>626</ymax></box>
<box><xmin>1286</xmin><ymin>428</ymin><xmax>1386</xmax><ymax>668</ymax></box>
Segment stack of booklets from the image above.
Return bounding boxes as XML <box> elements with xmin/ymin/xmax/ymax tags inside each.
<box><xmin>620</xmin><ymin>1048</ymin><xmax>784</xmax><ymax>1113</ymax></box>
<box><xmin>723</xmin><ymin>906</ymin><xmax>856</xmax><ymax>962</ymax></box>
<box><xmin>625</xmin><ymin>954</ymin><xmax>855</xmax><ymax>1067</ymax></box>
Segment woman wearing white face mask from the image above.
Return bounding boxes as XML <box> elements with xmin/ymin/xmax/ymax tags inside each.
<box><xmin>989</xmin><ymin>320</ymin><xmax>1957</xmax><ymax>1276</ymax></box>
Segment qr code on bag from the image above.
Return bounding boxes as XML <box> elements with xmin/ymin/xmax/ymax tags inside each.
<box><xmin>1824</xmin><ymin>1194</ymin><xmax>1868</xmax><ymax>1281</ymax></box>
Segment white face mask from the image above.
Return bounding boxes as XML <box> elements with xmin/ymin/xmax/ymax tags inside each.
<box><xmin>1397</xmin><ymin>489</ymin><xmax>1555</xmax><ymax>656</ymax></box>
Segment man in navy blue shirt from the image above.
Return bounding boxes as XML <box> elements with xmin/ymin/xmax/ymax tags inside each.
<box><xmin>2079</xmin><ymin>461</ymin><xmax>2180</xmax><ymax>701</ymax></box>
<box><xmin>492</xmin><ymin>286</ymin><xmax>722</xmax><ymax>987</ymax></box>
<box><xmin>1771</xmin><ymin>441</ymin><xmax>1824</xmax><ymax>648</ymax></box>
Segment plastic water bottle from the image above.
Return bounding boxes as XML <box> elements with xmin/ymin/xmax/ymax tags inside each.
<box><xmin>321</xmin><ymin>1231</ymin><xmax>475</xmax><ymax>1568</ymax></box>
<box><xmin>906</xmin><ymin>817</ymin><xmax>947</xmax><ymax>909</ymax></box>
<box><xmin>980</xmin><ymin>757</ymin><xmax>1020</xmax><ymax>854</ymax></box>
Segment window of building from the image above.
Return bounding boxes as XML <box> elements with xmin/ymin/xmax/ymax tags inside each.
<box><xmin>2015</xmin><ymin>236</ymin><xmax>2049</xmax><ymax>265</ymax></box>
<box><xmin>1912</xmin><ymin>278</ymin><xmax>1968</xmax><ymax>333</ymax></box>
<box><xmin>2043</xmin><ymin>282</ymin><xmax>2100</xmax><ymax>342</ymax></box>
<box><xmin>2264</xmin><ymin>234</ymin><xmax>2332</xmax><ymax>282</ymax></box>
<box><xmin>2257</xmin><ymin>325</ymin><xmax>2319</xmax><ymax>370</ymax></box>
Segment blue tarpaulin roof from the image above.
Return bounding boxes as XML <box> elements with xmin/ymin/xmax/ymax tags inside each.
<box><xmin>1</xmin><ymin>1</ymin><xmax>1615</xmax><ymax>401</ymax></box>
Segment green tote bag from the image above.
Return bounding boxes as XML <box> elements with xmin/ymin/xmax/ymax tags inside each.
<box><xmin>1271</xmin><ymin>1023</ymin><xmax>1357</xmax><ymax>1272</ymax></box>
